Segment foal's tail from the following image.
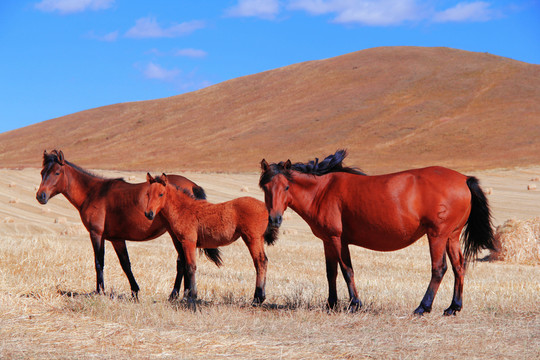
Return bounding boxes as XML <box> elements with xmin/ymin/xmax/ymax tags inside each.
<box><xmin>202</xmin><ymin>248</ymin><xmax>223</xmax><ymax>267</ymax></box>
<box><xmin>462</xmin><ymin>176</ymin><xmax>495</xmax><ymax>265</ymax></box>
<box><xmin>263</xmin><ymin>225</ymin><xmax>279</xmax><ymax>246</ymax></box>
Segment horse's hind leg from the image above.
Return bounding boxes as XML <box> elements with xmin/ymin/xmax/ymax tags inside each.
<box><xmin>242</xmin><ymin>235</ymin><xmax>268</xmax><ymax>305</ymax></box>
<box><xmin>111</xmin><ymin>240</ymin><xmax>140</xmax><ymax>299</ymax></box>
<box><xmin>414</xmin><ymin>233</ymin><xmax>448</xmax><ymax>315</ymax></box>
<box><xmin>444</xmin><ymin>233</ymin><xmax>465</xmax><ymax>315</ymax></box>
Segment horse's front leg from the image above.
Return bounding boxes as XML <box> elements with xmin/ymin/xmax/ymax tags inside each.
<box><xmin>111</xmin><ymin>240</ymin><xmax>140</xmax><ymax>299</ymax></box>
<box><xmin>323</xmin><ymin>241</ymin><xmax>339</xmax><ymax>310</ymax></box>
<box><xmin>168</xmin><ymin>232</ymin><xmax>186</xmax><ymax>301</ymax></box>
<box><xmin>90</xmin><ymin>231</ymin><xmax>106</xmax><ymax>294</ymax></box>
<box><xmin>338</xmin><ymin>241</ymin><xmax>361</xmax><ymax>312</ymax></box>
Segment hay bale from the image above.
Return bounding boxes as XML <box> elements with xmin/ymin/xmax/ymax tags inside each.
<box><xmin>488</xmin><ymin>218</ymin><xmax>540</xmax><ymax>265</ymax></box>
<box><xmin>54</xmin><ymin>217</ymin><xmax>68</xmax><ymax>224</ymax></box>
<box><xmin>485</xmin><ymin>187</ymin><xmax>493</xmax><ymax>195</ymax></box>
<box><xmin>3</xmin><ymin>217</ymin><xmax>15</xmax><ymax>223</ymax></box>
<box><xmin>240</xmin><ymin>186</ymin><xmax>249</xmax><ymax>193</ymax></box>
<box><xmin>530</xmin><ymin>177</ymin><xmax>539</xmax><ymax>182</ymax></box>
<box><xmin>8</xmin><ymin>198</ymin><xmax>19</xmax><ymax>204</ymax></box>
<box><xmin>527</xmin><ymin>184</ymin><xmax>537</xmax><ymax>190</ymax></box>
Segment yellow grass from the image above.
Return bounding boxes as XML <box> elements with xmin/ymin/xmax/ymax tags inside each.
<box><xmin>1</xmin><ymin>168</ymin><xmax>539</xmax><ymax>359</ymax></box>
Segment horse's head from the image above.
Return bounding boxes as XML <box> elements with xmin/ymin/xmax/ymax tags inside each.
<box><xmin>259</xmin><ymin>159</ymin><xmax>293</xmax><ymax>228</ymax></box>
<box><xmin>36</xmin><ymin>150</ymin><xmax>68</xmax><ymax>204</ymax></box>
<box><xmin>144</xmin><ymin>173</ymin><xmax>168</xmax><ymax>220</ymax></box>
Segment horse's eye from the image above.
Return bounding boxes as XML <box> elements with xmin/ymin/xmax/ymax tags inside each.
<box><xmin>285</xmin><ymin>186</ymin><xmax>290</xmax><ymax>191</ymax></box>
<box><xmin>159</xmin><ymin>193</ymin><xmax>164</xmax><ymax>197</ymax></box>
<box><xmin>55</xmin><ymin>172</ymin><xmax>60</xmax><ymax>176</ymax></box>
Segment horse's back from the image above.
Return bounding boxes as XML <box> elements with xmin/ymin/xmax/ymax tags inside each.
<box><xmin>332</xmin><ymin>166</ymin><xmax>471</xmax><ymax>250</ymax></box>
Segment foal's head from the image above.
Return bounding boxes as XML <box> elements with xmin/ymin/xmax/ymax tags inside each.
<box><xmin>36</xmin><ymin>150</ymin><xmax>68</xmax><ymax>204</ymax></box>
<box><xmin>144</xmin><ymin>173</ymin><xmax>169</xmax><ymax>220</ymax></box>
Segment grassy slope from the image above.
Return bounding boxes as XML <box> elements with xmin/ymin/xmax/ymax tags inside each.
<box><xmin>1</xmin><ymin>47</ymin><xmax>539</xmax><ymax>173</ymax></box>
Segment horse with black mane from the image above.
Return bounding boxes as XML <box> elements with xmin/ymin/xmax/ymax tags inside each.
<box><xmin>36</xmin><ymin>150</ymin><xmax>221</xmax><ymax>299</ymax></box>
<box><xmin>260</xmin><ymin>150</ymin><xmax>495</xmax><ymax>315</ymax></box>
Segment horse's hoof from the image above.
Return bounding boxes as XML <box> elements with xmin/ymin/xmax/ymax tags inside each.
<box><xmin>413</xmin><ymin>305</ymin><xmax>431</xmax><ymax>316</ymax></box>
<box><xmin>251</xmin><ymin>297</ymin><xmax>265</xmax><ymax>307</ymax></box>
<box><xmin>168</xmin><ymin>290</ymin><xmax>180</xmax><ymax>302</ymax></box>
<box><xmin>443</xmin><ymin>307</ymin><xmax>460</xmax><ymax>316</ymax></box>
<box><xmin>348</xmin><ymin>299</ymin><xmax>362</xmax><ymax>313</ymax></box>
<box><xmin>131</xmin><ymin>291</ymin><xmax>139</xmax><ymax>302</ymax></box>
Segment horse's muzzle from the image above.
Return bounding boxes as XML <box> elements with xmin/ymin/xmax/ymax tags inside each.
<box><xmin>36</xmin><ymin>192</ymin><xmax>48</xmax><ymax>205</ymax></box>
<box><xmin>145</xmin><ymin>211</ymin><xmax>154</xmax><ymax>220</ymax></box>
<box><xmin>268</xmin><ymin>214</ymin><xmax>283</xmax><ymax>228</ymax></box>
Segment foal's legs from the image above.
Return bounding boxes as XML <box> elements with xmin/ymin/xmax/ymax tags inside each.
<box><xmin>444</xmin><ymin>233</ymin><xmax>465</xmax><ymax>315</ymax></box>
<box><xmin>242</xmin><ymin>235</ymin><xmax>268</xmax><ymax>305</ymax></box>
<box><xmin>414</xmin><ymin>233</ymin><xmax>448</xmax><ymax>315</ymax></box>
<box><xmin>111</xmin><ymin>240</ymin><xmax>140</xmax><ymax>299</ymax></box>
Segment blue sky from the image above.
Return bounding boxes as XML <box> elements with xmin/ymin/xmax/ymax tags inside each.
<box><xmin>1</xmin><ymin>0</ymin><xmax>538</xmax><ymax>134</ymax></box>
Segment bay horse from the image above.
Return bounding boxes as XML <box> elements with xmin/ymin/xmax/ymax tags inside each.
<box><xmin>259</xmin><ymin>150</ymin><xmax>495</xmax><ymax>315</ymax></box>
<box><xmin>36</xmin><ymin>150</ymin><xmax>221</xmax><ymax>299</ymax></box>
<box><xmin>144</xmin><ymin>173</ymin><xmax>278</xmax><ymax>308</ymax></box>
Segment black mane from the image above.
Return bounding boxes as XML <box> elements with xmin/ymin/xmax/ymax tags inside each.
<box><xmin>259</xmin><ymin>149</ymin><xmax>365</xmax><ymax>187</ymax></box>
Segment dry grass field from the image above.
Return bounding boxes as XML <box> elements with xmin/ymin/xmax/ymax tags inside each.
<box><xmin>0</xmin><ymin>167</ymin><xmax>539</xmax><ymax>359</ymax></box>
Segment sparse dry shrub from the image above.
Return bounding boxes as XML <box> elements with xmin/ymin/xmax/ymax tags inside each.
<box><xmin>489</xmin><ymin>217</ymin><xmax>540</xmax><ymax>265</ymax></box>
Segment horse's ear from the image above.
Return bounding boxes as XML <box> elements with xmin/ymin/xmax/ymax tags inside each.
<box><xmin>146</xmin><ymin>172</ymin><xmax>154</xmax><ymax>183</ymax></box>
<box><xmin>261</xmin><ymin>159</ymin><xmax>269</xmax><ymax>171</ymax></box>
<box><xmin>57</xmin><ymin>150</ymin><xmax>65</xmax><ymax>165</ymax></box>
<box><xmin>161</xmin><ymin>173</ymin><xmax>168</xmax><ymax>185</ymax></box>
<box><xmin>284</xmin><ymin>159</ymin><xmax>292</xmax><ymax>170</ymax></box>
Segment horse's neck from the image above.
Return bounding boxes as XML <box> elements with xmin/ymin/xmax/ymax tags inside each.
<box><xmin>163</xmin><ymin>185</ymin><xmax>196</xmax><ymax>218</ymax></box>
<box><xmin>288</xmin><ymin>173</ymin><xmax>328</xmax><ymax>223</ymax></box>
<box><xmin>62</xmin><ymin>164</ymin><xmax>103</xmax><ymax>209</ymax></box>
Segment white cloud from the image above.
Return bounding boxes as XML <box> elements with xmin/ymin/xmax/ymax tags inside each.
<box><xmin>35</xmin><ymin>0</ymin><xmax>114</xmax><ymax>14</ymax></box>
<box><xmin>288</xmin><ymin>0</ymin><xmax>423</xmax><ymax>25</ymax></box>
<box><xmin>125</xmin><ymin>17</ymin><xmax>205</xmax><ymax>39</ymax></box>
<box><xmin>86</xmin><ymin>30</ymin><xmax>118</xmax><ymax>41</ymax></box>
<box><xmin>225</xmin><ymin>0</ymin><xmax>281</xmax><ymax>19</ymax></box>
<box><xmin>175</xmin><ymin>48</ymin><xmax>208</xmax><ymax>58</ymax></box>
<box><xmin>433</xmin><ymin>1</ymin><xmax>495</xmax><ymax>22</ymax></box>
<box><xmin>143</xmin><ymin>62</ymin><xmax>180</xmax><ymax>82</ymax></box>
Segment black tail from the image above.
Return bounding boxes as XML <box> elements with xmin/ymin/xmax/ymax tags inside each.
<box><xmin>462</xmin><ymin>177</ymin><xmax>495</xmax><ymax>265</ymax></box>
<box><xmin>201</xmin><ymin>248</ymin><xmax>223</xmax><ymax>267</ymax></box>
<box><xmin>263</xmin><ymin>225</ymin><xmax>279</xmax><ymax>246</ymax></box>
<box><xmin>192</xmin><ymin>185</ymin><xmax>207</xmax><ymax>200</ymax></box>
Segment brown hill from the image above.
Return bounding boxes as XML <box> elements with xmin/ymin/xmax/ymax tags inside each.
<box><xmin>1</xmin><ymin>46</ymin><xmax>539</xmax><ymax>174</ymax></box>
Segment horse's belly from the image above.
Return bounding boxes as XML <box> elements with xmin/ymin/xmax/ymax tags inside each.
<box><xmin>345</xmin><ymin>224</ymin><xmax>425</xmax><ymax>252</ymax></box>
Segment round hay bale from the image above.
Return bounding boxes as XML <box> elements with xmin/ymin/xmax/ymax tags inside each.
<box><xmin>8</xmin><ymin>183</ymin><xmax>16</xmax><ymax>188</ymax></box>
<box><xmin>527</xmin><ymin>184</ymin><xmax>537</xmax><ymax>190</ymax></box>
<box><xmin>530</xmin><ymin>177</ymin><xmax>539</xmax><ymax>182</ymax></box>
<box><xmin>8</xmin><ymin>198</ymin><xmax>19</xmax><ymax>204</ymax></box>
<box><xmin>240</xmin><ymin>186</ymin><xmax>249</xmax><ymax>193</ymax></box>
<box><xmin>488</xmin><ymin>217</ymin><xmax>540</xmax><ymax>265</ymax></box>
<box><xmin>3</xmin><ymin>217</ymin><xmax>15</xmax><ymax>223</ymax></box>
<box><xmin>485</xmin><ymin>187</ymin><xmax>493</xmax><ymax>195</ymax></box>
